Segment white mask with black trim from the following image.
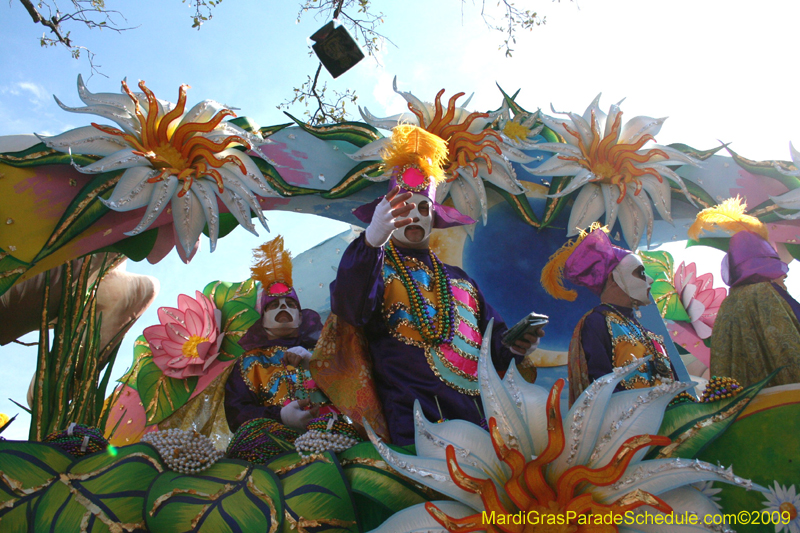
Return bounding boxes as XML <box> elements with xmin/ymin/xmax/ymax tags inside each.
<box><xmin>262</xmin><ymin>298</ymin><xmax>302</xmax><ymax>330</ymax></box>
<box><xmin>612</xmin><ymin>254</ymin><xmax>654</xmax><ymax>304</ymax></box>
<box><xmin>392</xmin><ymin>193</ymin><xmax>433</xmax><ymax>246</ymax></box>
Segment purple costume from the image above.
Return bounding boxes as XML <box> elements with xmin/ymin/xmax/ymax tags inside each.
<box><xmin>330</xmin><ymin>233</ymin><xmax>522</xmax><ymax>445</ymax></box>
<box><xmin>224</xmin><ymin>309</ymin><xmax>322</xmax><ymax>433</ymax></box>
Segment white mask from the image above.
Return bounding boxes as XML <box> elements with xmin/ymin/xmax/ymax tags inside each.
<box><xmin>611</xmin><ymin>254</ymin><xmax>653</xmax><ymax>305</ymax></box>
<box><xmin>262</xmin><ymin>298</ymin><xmax>302</xmax><ymax>331</ymax></box>
<box><xmin>392</xmin><ymin>193</ymin><xmax>433</xmax><ymax>246</ymax></box>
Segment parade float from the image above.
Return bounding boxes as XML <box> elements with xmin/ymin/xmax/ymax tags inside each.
<box><xmin>0</xmin><ymin>75</ymin><xmax>798</xmax><ymax>532</ymax></box>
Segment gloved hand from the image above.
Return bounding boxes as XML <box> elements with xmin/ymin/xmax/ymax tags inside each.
<box><xmin>283</xmin><ymin>346</ymin><xmax>313</xmax><ymax>369</ymax></box>
<box><xmin>509</xmin><ymin>330</ymin><xmax>544</xmax><ymax>357</ymax></box>
<box><xmin>364</xmin><ymin>186</ymin><xmax>416</xmax><ymax>248</ymax></box>
<box><xmin>280</xmin><ymin>400</ymin><xmax>317</xmax><ymax>432</ymax></box>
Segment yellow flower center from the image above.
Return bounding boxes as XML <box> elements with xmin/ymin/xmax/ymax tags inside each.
<box><xmin>181</xmin><ymin>335</ymin><xmax>211</xmax><ymax>358</ymax></box>
<box><xmin>780</xmin><ymin>501</ymin><xmax>798</xmax><ymax>521</ymax></box>
<box><xmin>503</xmin><ymin>120</ymin><xmax>530</xmax><ymax>142</ymax></box>
<box><xmin>152</xmin><ymin>142</ymin><xmax>190</xmax><ymax>172</ymax></box>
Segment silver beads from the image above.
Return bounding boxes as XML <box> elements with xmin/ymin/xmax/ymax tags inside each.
<box><xmin>141</xmin><ymin>428</ymin><xmax>224</xmax><ymax>475</ymax></box>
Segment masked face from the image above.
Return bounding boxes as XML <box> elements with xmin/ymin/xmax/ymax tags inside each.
<box><xmin>262</xmin><ymin>297</ymin><xmax>302</xmax><ymax>336</ymax></box>
<box><xmin>392</xmin><ymin>193</ymin><xmax>433</xmax><ymax>246</ymax></box>
<box><xmin>611</xmin><ymin>254</ymin><xmax>653</xmax><ymax>305</ymax></box>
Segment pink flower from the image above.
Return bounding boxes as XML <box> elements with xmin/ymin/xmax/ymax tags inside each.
<box><xmin>144</xmin><ymin>291</ymin><xmax>223</xmax><ymax>379</ymax></box>
<box><xmin>674</xmin><ymin>262</ymin><xmax>727</xmax><ymax>339</ymax></box>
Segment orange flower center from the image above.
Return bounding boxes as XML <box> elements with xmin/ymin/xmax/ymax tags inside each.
<box><xmin>91</xmin><ymin>80</ymin><xmax>253</xmax><ymax>197</ymax></box>
<box><xmin>780</xmin><ymin>501</ymin><xmax>798</xmax><ymax>521</ymax></box>
<box><xmin>181</xmin><ymin>335</ymin><xmax>211</xmax><ymax>358</ymax></box>
<box><xmin>557</xmin><ymin>110</ymin><xmax>667</xmax><ymax>203</ymax></box>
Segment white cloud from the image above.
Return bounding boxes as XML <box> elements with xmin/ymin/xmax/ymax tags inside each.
<box><xmin>16</xmin><ymin>82</ymin><xmax>48</xmax><ymax>105</ymax></box>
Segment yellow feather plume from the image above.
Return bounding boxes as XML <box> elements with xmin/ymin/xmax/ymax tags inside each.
<box><xmin>251</xmin><ymin>236</ymin><xmax>293</xmax><ymax>289</ymax></box>
<box><xmin>687</xmin><ymin>196</ymin><xmax>768</xmax><ymax>241</ymax></box>
<box><xmin>541</xmin><ymin>224</ymin><xmax>608</xmax><ymax>301</ymax></box>
<box><xmin>381</xmin><ymin>125</ymin><xmax>449</xmax><ymax>185</ymax></box>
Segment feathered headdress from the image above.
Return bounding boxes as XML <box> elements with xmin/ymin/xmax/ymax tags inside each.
<box><xmin>688</xmin><ymin>196</ymin><xmax>768</xmax><ymax>241</ymax></box>
<box><xmin>251</xmin><ymin>236</ymin><xmax>295</xmax><ymax>305</ymax></box>
<box><xmin>380</xmin><ymin>124</ymin><xmax>448</xmax><ymax>185</ymax></box>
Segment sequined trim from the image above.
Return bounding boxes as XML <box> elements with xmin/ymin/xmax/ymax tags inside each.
<box><xmin>425</xmin><ymin>346</ymin><xmax>480</xmax><ymax>396</ymax></box>
<box><xmin>240</xmin><ymin>347</ymin><xmax>297</xmax><ymax>405</ymax></box>
<box><xmin>603</xmin><ymin>311</ymin><xmax>672</xmax><ymax>390</ymax></box>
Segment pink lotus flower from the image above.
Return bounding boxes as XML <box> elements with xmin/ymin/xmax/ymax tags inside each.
<box><xmin>674</xmin><ymin>262</ymin><xmax>727</xmax><ymax>339</ymax></box>
<box><xmin>144</xmin><ymin>291</ymin><xmax>223</xmax><ymax>379</ymax></box>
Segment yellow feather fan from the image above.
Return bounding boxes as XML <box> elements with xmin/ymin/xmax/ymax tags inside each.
<box><xmin>541</xmin><ymin>223</ymin><xmax>607</xmax><ymax>301</ymax></box>
<box><xmin>251</xmin><ymin>236</ymin><xmax>293</xmax><ymax>288</ymax></box>
<box><xmin>381</xmin><ymin>125</ymin><xmax>449</xmax><ymax>184</ymax></box>
<box><xmin>687</xmin><ymin>196</ymin><xmax>768</xmax><ymax>242</ymax></box>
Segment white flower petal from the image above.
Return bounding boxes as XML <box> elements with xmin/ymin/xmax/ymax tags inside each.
<box><xmin>76</xmin><ymin>74</ymin><xmax>136</xmax><ymax>114</ymax></box>
<box><xmin>620</xmin><ymin>487</ymin><xmax>733</xmax><ymax>533</ymax></box>
<box><xmin>435</xmin><ymin>179</ymin><xmax>452</xmax><ymax>205</ymax></box>
<box><xmin>359</xmin><ymin>106</ymin><xmax>418</xmax><ymax>130</ymax></box>
<box><xmin>601</xmin><ymin>183</ymin><xmax>622</xmax><ymax>231</ymax></box>
<box><xmin>347</xmin><ymin>137</ymin><xmax>392</xmax><ymax>162</ymax></box>
<box><xmin>367</xmin><ymin>501</ymin><xmax>475</xmax><ymax>533</ymax></box>
<box><xmin>38</xmin><ymin>126</ymin><xmax>129</xmax><ymax>157</ymax></box>
<box><xmin>567</xmin><ymin>111</ymin><xmax>593</xmax><ymax>148</ymax></box>
<box><xmin>456</xmin><ymin>167</ymin><xmax>488</xmax><ymax>225</ymax></box>
<box><xmin>73</xmin><ymin>148</ymin><xmax>150</xmax><ymax>174</ymax></box>
<box><xmin>478</xmin><ymin>319</ymin><xmax>537</xmax><ymax>462</ymax></box>
<box><xmin>217</xmin><ymin>149</ymin><xmax>280</xmax><ymax>198</ymax></box>
<box><xmin>476</xmin><ymin>158</ymin><xmax>524</xmax><ymax>195</ymax></box>
<box><xmin>648</xmin><ymin>145</ymin><xmax>700</xmax><ymax>167</ymax></box>
<box><xmin>524</xmin><ymin>155</ymin><xmax>584</xmax><ymax>177</ymax></box>
<box><xmin>413</xmin><ymin>403</ymin><xmax>512</xmax><ymax>504</ymax></box>
<box><xmin>630</xmin><ymin>192</ymin><xmax>655</xmax><ymax>246</ymax></box>
<box><xmin>605</xmin><ymin>103</ymin><xmax>623</xmax><ymax>138</ymax></box>
<box><xmin>619</xmin><ymin>116</ymin><xmax>666</xmax><ymax>145</ymax></box>
<box><xmin>496</xmin><ymin>142</ymin><xmax>541</xmax><ymax>164</ymax></box>
<box><xmin>501</xmin><ymin>361</ymin><xmax>552</xmax><ymax>458</ymax></box>
<box><xmin>648</xmin><ymin>164</ymin><xmax>696</xmax><ymax>206</ymax></box>
<box><xmin>191</xmin><ymin>179</ymin><xmax>221</xmax><ymax>252</ymax></box>
<box><xmin>518</xmin><ymin>142</ymin><xmax>581</xmax><ymax>157</ymax></box>
<box><xmin>770</xmin><ymin>188</ymin><xmax>800</xmax><ymax>210</ymax></box>
<box><xmin>179</xmin><ymin>99</ymin><xmax>228</xmax><ymax>128</ymax></box>
<box><xmin>640</xmin><ymin>175</ymin><xmax>673</xmax><ymax>223</ymax></box>
<box><xmin>586</xmin><ymin>382</ymin><xmax>691</xmax><ymax>471</ymax></box>
<box><xmin>215</xmin><ymin>177</ymin><xmax>258</xmax><ymax>235</ymax></box>
<box><xmin>393</xmin><ymin>76</ymin><xmax>431</xmax><ymax>126</ymax></box>
<box><xmin>171</xmin><ymin>190</ymin><xmax>206</xmax><ymax>256</ymax></box>
<box><xmin>566</xmin><ymin>183</ymin><xmax>606</xmax><ymax>236</ymax></box>
<box><xmin>448</xmin><ymin>179</ymin><xmax>481</xmax><ymax>234</ymax></box>
<box><xmin>53</xmin><ymin>95</ymin><xmax>139</xmax><ymax>135</ymax></box>
<box><xmin>618</xmin><ymin>195</ymin><xmax>646</xmax><ymax>249</ymax></box>
<box><xmin>125</xmin><ymin>176</ymin><xmax>178</xmax><ymax>236</ymax></box>
<box><xmin>582</xmin><ymin>93</ymin><xmax>607</xmax><ymax>128</ymax></box>
<box><xmin>366</xmin><ymin>423</ymin><xmax>495</xmax><ymax>511</ymax></box>
<box><xmin>101</xmin><ymin>166</ymin><xmax>159</xmax><ymax>212</ymax></box>
<box><xmin>548</xmin><ymin>169</ymin><xmax>595</xmax><ymax>198</ymax></box>
<box><xmin>539</xmin><ymin>113</ymin><xmax>578</xmax><ymax>145</ymax></box>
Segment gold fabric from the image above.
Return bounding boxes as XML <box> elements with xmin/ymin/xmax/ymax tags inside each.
<box><xmin>156</xmin><ymin>364</ymin><xmax>235</xmax><ymax>450</ymax></box>
<box><xmin>711</xmin><ymin>282</ymin><xmax>800</xmax><ymax>387</ymax></box>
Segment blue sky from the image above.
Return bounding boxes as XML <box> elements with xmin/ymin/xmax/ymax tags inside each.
<box><xmin>2</xmin><ymin>0</ymin><xmax>800</xmax><ymax>439</ymax></box>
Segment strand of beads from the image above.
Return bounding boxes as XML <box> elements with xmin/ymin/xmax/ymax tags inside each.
<box><xmin>294</xmin><ymin>414</ymin><xmax>361</xmax><ymax>458</ymax></box>
<box><xmin>141</xmin><ymin>428</ymin><xmax>224</xmax><ymax>474</ymax></box>
<box><xmin>385</xmin><ymin>241</ymin><xmax>455</xmax><ymax>346</ymax></box>
<box><xmin>668</xmin><ymin>391</ymin><xmax>698</xmax><ymax>407</ymax></box>
<box><xmin>227</xmin><ymin>419</ymin><xmax>299</xmax><ymax>464</ymax></box>
<box><xmin>44</xmin><ymin>423</ymin><xmax>108</xmax><ymax>457</ymax></box>
<box><xmin>700</xmin><ymin>376</ymin><xmax>742</xmax><ymax>403</ymax></box>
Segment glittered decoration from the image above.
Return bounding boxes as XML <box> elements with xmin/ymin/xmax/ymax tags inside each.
<box><xmin>226</xmin><ymin>418</ymin><xmax>299</xmax><ymax>464</ymax></box>
<box><xmin>295</xmin><ymin>414</ymin><xmax>361</xmax><ymax>457</ymax></box>
<box><xmin>141</xmin><ymin>428</ymin><xmax>224</xmax><ymax>474</ymax></box>
<box><xmin>700</xmin><ymin>376</ymin><xmax>742</xmax><ymax>403</ymax></box>
<box><xmin>43</xmin><ymin>423</ymin><xmax>108</xmax><ymax>457</ymax></box>
<box><xmin>668</xmin><ymin>391</ymin><xmax>698</xmax><ymax>407</ymax></box>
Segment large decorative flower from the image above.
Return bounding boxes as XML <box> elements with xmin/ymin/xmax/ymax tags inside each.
<box><xmin>525</xmin><ymin>95</ymin><xmax>698</xmax><ymax>249</ymax></box>
<box><xmin>762</xmin><ymin>481</ymin><xmax>800</xmax><ymax>533</ymax></box>
<box><xmin>367</xmin><ymin>321</ymin><xmax>757</xmax><ymax>533</ymax></box>
<box><xmin>143</xmin><ymin>291</ymin><xmax>223</xmax><ymax>379</ymax></box>
<box><xmin>673</xmin><ymin>262</ymin><xmax>727</xmax><ymax>341</ymax></box>
<box><xmin>41</xmin><ymin>75</ymin><xmax>279</xmax><ymax>257</ymax></box>
<box><xmin>350</xmin><ymin>77</ymin><xmax>540</xmax><ymax>224</ymax></box>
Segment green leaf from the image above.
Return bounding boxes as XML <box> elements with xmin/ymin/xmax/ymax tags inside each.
<box><xmin>726</xmin><ymin>146</ymin><xmax>800</xmax><ymax>190</ymax></box>
<box><xmin>33</xmin><ymin>443</ymin><xmax>164</xmax><ymax>533</ymax></box>
<box><xmin>640</xmin><ymin>250</ymin><xmax>675</xmax><ymax>282</ymax></box>
<box><xmin>146</xmin><ymin>459</ymin><xmax>284</xmax><ymax>533</ymax></box>
<box><xmin>687</xmin><ymin>237</ymin><xmax>730</xmax><ymax>252</ymax></box>
<box><xmin>0</xmin><ymin>250</ymin><xmax>31</xmax><ymax>298</ymax></box>
<box><xmin>650</xmin><ymin>280</ymin><xmax>690</xmax><ymax>322</ymax></box>
<box><xmin>203</xmin><ymin>279</ymin><xmax>259</xmax><ymax>311</ymax></box>
<box><xmin>485</xmin><ymin>183</ymin><xmax>540</xmax><ymax>227</ymax></box>
<box><xmin>649</xmin><ymin>371</ymin><xmax>778</xmax><ymax>459</ymax></box>
<box><xmin>136</xmin><ymin>357</ymin><xmax>197</xmax><ymax>425</ymax></box>
<box><xmin>666</xmin><ymin>176</ymin><xmax>717</xmax><ymax>210</ymax></box>
<box><xmin>0</xmin><ymin>441</ymin><xmax>72</xmax><ymax>533</ymax></box>
<box><xmin>666</xmin><ymin>143</ymin><xmax>727</xmax><ymax>161</ymax></box>
<box><xmin>540</xmin><ymin>176</ymin><xmax>572</xmax><ymax>229</ymax></box>
<box><xmin>284</xmin><ymin>112</ymin><xmax>383</xmax><ymax>148</ymax></box>
<box><xmin>259</xmin><ymin>123</ymin><xmax>293</xmax><ymax>138</ymax></box>
<box><xmin>267</xmin><ymin>451</ymin><xmax>358</xmax><ymax>533</ymax></box>
<box><xmin>96</xmin><ymin>226</ymin><xmax>159</xmax><ymax>262</ymax></box>
<box><xmin>117</xmin><ymin>336</ymin><xmax>153</xmax><ymax>391</ymax></box>
<box><xmin>0</xmin><ymin>142</ymin><xmax>99</xmax><ymax>168</ymax></box>
<box><xmin>338</xmin><ymin>442</ymin><xmax>430</xmax><ymax>531</ymax></box>
<box><xmin>321</xmin><ymin>160</ymin><xmax>384</xmax><ymax>199</ymax></box>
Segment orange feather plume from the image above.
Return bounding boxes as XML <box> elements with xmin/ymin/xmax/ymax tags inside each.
<box><xmin>251</xmin><ymin>236</ymin><xmax>293</xmax><ymax>288</ymax></box>
<box><xmin>381</xmin><ymin>125</ymin><xmax>449</xmax><ymax>184</ymax></box>
<box><xmin>687</xmin><ymin>196</ymin><xmax>768</xmax><ymax>241</ymax></box>
<box><xmin>541</xmin><ymin>224</ymin><xmax>608</xmax><ymax>301</ymax></box>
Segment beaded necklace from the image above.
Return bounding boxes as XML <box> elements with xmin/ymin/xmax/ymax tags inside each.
<box><xmin>385</xmin><ymin>240</ymin><xmax>455</xmax><ymax>346</ymax></box>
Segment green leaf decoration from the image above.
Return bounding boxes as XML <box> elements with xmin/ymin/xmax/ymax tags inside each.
<box><xmin>485</xmin><ymin>183</ymin><xmax>540</xmax><ymax>228</ymax></box>
<box><xmin>650</xmin><ymin>280</ymin><xmax>690</xmax><ymax>322</ymax></box>
<box><xmin>267</xmin><ymin>451</ymin><xmax>358</xmax><ymax>533</ymax></box>
<box><xmin>146</xmin><ymin>459</ymin><xmax>284</xmax><ymax>533</ymax></box>
<box><xmin>726</xmin><ymin>145</ymin><xmax>800</xmax><ymax>190</ymax></box>
<box><xmin>0</xmin><ymin>250</ymin><xmax>31</xmax><ymax>298</ymax></box>
<box><xmin>225</xmin><ymin>116</ymin><xmax>262</xmax><ymax>134</ymax></box>
<box><xmin>203</xmin><ymin>212</ymin><xmax>240</xmax><ymax>240</ymax></box>
<box><xmin>32</xmin><ymin>170</ymin><xmax>123</xmax><ymax>263</ymax></box>
<box><xmin>117</xmin><ymin>336</ymin><xmax>152</xmax><ymax>391</ymax></box>
<box><xmin>284</xmin><ymin>112</ymin><xmax>383</xmax><ymax>148</ymax></box>
<box><xmin>259</xmin><ymin>123</ymin><xmax>293</xmax><ymax>138</ymax></box>
<box><xmin>32</xmin><ymin>443</ymin><xmax>164</xmax><ymax>533</ymax></box>
<box><xmin>251</xmin><ymin>157</ymin><xmax>316</xmax><ymax>197</ymax></box>
<box><xmin>0</xmin><ymin>441</ymin><xmax>72</xmax><ymax>533</ymax></box>
<box><xmin>742</xmin><ymin>197</ymin><xmax>799</xmax><ymax>223</ymax></box>
<box><xmin>338</xmin><ymin>442</ymin><xmax>431</xmax><ymax>531</ymax></box>
<box><xmin>0</xmin><ymin>142</ymin><xmax>99</xmax><ymax>168</ymax></box>
<box><xmin>666</xmin><ymin>143</ymin><xmax>727</xmax><ymax>161</ymax></box>
<box><xmin>783</xmin><ymin>243</ymin><xmax>800</xmax><ymax>262</ymax></box>
<box><xmin>541</xmin><ymin>176</ymin><xmax>572</xmax><ymax>229</ymax></box>
<box><xmin>136</xmin><ymin>356</ymin><xmax>197</xmax><ymax>425</ymax></box>
<box><xmin>203</xmin><ymin>279</ymin><xmax>259</xmax><ymax>311</ymax></box>
<box><xmin>687</xmin><ymin>237</ymin><xmax>730</xmax><ymax>252</ymax></box>
<box><xmin>648</xmin><ymin>371</ymin><xmax>779</xmax><ymax>460</ymax></box>
<box><xmin>666</xmin><ymin>176</ymin><xmax>717</xmax><ymax>209</ymax></box>
<box><xmin>321</xmin><ymin>161</ymin><xmax>384</xmax><ymax>199</ymax></box>
<box><xmin>496</xmin><ymin>84</ymin><xmax>529</xmax><ymax>115</ymax></box>
<box><xmin>640</xmin><ymin>250</ymin><xmax>675</xmax><ymax>282</ymax></box>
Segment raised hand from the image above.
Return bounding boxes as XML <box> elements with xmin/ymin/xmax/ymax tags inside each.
<box><xmin>364</xmin><ymin>186</ymin><xmax>418</xmax><ymax>248</ymax></box>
